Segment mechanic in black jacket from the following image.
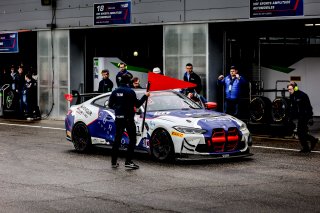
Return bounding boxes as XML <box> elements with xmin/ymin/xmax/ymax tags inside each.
<box><xmin>98</xmin><ymin>69</ymin><xmax>113</xmax><ymax>93</ymax></box>
<box><xmin>183</xmin><ymin>63</ymin><xmax>202</xmax><ymax>94</ymax></box>
<box><xmin>108</xmin><ymin>74</ymin><xmax>150</xmax><ymax>169</ymax></box>
<box><xmin>287</xmin><ymin>82</ymin><xmax>318</xmax><ymax>152</ymax></box>
<box><xmin>115</xmin><ymin>62</ymin><xmax>133</xmax><ymax>87</ymax></box>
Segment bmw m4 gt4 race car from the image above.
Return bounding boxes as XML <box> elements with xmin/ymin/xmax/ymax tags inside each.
<box><xmin>65</xmin><ymin>90</ymin><xmax>253</xmax><ymax>161</ymax></box>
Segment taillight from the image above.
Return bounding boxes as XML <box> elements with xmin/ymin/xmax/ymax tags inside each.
<box><xmin>67</xmin><ymin>110</ymin><xmax>73</xmax><ymax>116</ymax></box>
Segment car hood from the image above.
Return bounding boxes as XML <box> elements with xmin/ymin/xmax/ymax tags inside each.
<box><xmin>145</xmin><ymin>109</ymin><xmax>241</xmax><ymax>130</ymax></box>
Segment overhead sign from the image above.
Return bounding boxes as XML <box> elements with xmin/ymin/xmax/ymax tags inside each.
<box><xmin>94</xmin><ymin>1</ymin><xmax>131</xmax><ymax>25</ymax></box>
<box><xmin>250</xmin><ymin>0</ymin><xmax>303</xmax><ymax>18</ymax></box>
<box><xmin>0</xmin><ymin>32</ymin><xmax>19</xmax><ymax>53</ymax></box>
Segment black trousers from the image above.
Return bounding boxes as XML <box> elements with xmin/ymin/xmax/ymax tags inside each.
<box><xmin>225</xmin><ymin>98</ymin><xmax>239</xmax><ymax>117</ymax></box>
<box><xmin>112</xmin><ymin>117</ymin><xmax>137</xmax><ymax>164</ymax></box>
<box><xmin>297</xmin><ymin>118</ymin><xmax>317</xmax><ymax>150</ymax></box>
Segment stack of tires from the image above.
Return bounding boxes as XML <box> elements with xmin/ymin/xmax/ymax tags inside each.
<box><xmin>249</xmin><ymin>96</ymin><xmax>293</xmax><ymax>136</ymax></box>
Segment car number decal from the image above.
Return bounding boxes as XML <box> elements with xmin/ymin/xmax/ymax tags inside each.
<box><xmin>171</xmin><ymin>131</ymin><xmax>184</xmax><ymax>137</ymax></box>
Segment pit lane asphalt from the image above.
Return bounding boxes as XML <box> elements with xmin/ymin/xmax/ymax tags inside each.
<box><xmin>0</xmin><ymin>117</ymin><xmax>319</xmax><ymax>212</ymax></box>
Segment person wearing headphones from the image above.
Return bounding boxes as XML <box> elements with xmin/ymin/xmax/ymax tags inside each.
<box><xmin>287</xmin><ymin>81</ymin><xmax>318</xmax><ymax>152</ymax></box>
<box><xmin>116</xmin><ymin>62</ymin><xmax>133</xmax><ymax>87</ymax></box>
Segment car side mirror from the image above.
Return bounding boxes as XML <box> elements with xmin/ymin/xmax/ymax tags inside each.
<box><xmin>205</xmin><ymin>102</ymin><xmax>217</xmax><ymax>110</ymax></box>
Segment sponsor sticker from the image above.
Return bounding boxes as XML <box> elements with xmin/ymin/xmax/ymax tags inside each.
<box><xmin>171</xmin><ymin>131</ymin><xmax>184</xmax><ymax>137</ymax></box>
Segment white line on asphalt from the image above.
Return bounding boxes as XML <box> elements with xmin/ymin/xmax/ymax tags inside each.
<box><xmin>0</xmin><ymin>122</ymin><xmax>319</xmax><ymax>153</ymax></box>
<box><xmin>0</xmin><ymin>122</ymin><xmax>65</xmax><ymax>131</ymax></box>
<box><xmin>253</xmin><ymin>145</ymin><xmax>320</xmax><ymax>153</ymax></box>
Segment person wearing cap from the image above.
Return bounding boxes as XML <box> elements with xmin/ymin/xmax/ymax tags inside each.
<box><xmin>116</xmin><ymin>62</ymin><xmax>133</xmax><ymax>87</ymax></box>
<box><xmin>287</xmin><ymin>82</ymin><xmax>318</xmax><ymax>152</ymax></box>
<box><xmin>153</xmin><ymin>67</ymin><xmax>162</xmax><ymax>75</ymax></box>
<box><xmin>217</xmin><ymin>65</ymin><xmax>246</xmax><ymax>117</ymax></box>
<box><xmin>108</xmin><ymin>74</ymin><xmax>150</xmax><ymax>169</ymax></box>
<box><xmin>98</xmin><ymin>69</ymin><xmax>113</xmax><ymax>93</ymax></box>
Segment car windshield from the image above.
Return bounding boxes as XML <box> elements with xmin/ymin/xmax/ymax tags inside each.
<box><xmin>137</xmin><ymin>90</ymin><xmax>202</xmax><ymax>111</ymax></box>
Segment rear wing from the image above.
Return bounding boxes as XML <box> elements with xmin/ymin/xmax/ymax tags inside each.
<box><xmin>66</xmin><ymin>90</ymin><xmax>102</xmax><ymax>105</ymax></box>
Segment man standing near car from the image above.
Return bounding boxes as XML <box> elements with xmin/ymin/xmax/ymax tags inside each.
<box><xmin>287</xmin><ymin>81</ymin><xmax>318</xmax><ymax>152</ymax></box>
<box><xmin>98</xmin><ymin>69</ymin><xmax>113</xmax><ymax>93</ymax></box>
<box><xmin>183</xmin><ymin>63</ymin><xmax>202</xmax><ymax>95</ymax></box>
<box><xmin>108</xmin><ymin>74</ymin><xmax>150</xmax><ymax>169</ymax></box>
<box><xmin>217</xmin><ymin>65</ymin><xmax>246</xmax><ymax>117</ymax></box>
<box><xmin>116</xmin><ymin>62</ymin><xmax>133</xmax><ymax>87</ymax></box>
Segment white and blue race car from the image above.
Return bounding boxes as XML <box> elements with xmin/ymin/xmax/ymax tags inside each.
<box><xmin>65</xmin><ymin>90</ymin><xmax>253</xmax><ymax>161</ymax></box>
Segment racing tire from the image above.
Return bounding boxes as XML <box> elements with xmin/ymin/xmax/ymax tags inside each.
<box><xmin>271</xmin><ymin>97</ymin><xmax>290</xmax><ymax>123</ymax></box>
<box><xmin>150</xmin><ymin>128</ymin><xmax>175</xmax><ymax>162</ymax></box>
<box><xmin>72</xmin><ymin>122</ymin><xmax>92</xmax><ymax>152</ymax></box>
<box><xmin>249</xmin><ymin>96</ymin><xmax>272</xmax><ymax>123</ymax></box>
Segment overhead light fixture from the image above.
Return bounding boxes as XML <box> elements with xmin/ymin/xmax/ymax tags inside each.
<box><xmin>305</xmin><ymin>24</ymin><xmax>314</xmax><ymax>27</ymax></box>
<box><xmin>133</xmin><ymin>51</ymin><xmax>138</xmax><ymax>57</ymax></box>
<box><xmin>315</xmin><ymin>23</ymin><xmax>320</xmax><ymax>26</ymax></box>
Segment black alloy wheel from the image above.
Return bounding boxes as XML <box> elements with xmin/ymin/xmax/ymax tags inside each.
<box><xmin>249</xmin><ymin>96</ymin><xmax>272</xmax><ymax>123</ymax></box>
<box><xmin>72</xmin><ymin>122</ymin><xmax>92</xmax><ymax>152</ymax></box>
<box><xmin>150</xmin><ymin>129</ymin><xmax>174</xmax><ymax>162</ymax></box>
<box><xmin>271</xmin><ymin>97</ymin><xmax>290</xmax><ymax>123</ymax></box>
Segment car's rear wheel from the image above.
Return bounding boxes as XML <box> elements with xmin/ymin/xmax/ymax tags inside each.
<box><xmin>150</xmin><ymin>128</ymin><xmax>174</xmax><ymax>162</ymax></box>
<box><xmin>72</xmin><ymin>122</ymin><xmax>92</xmax><ymax>152</ymax></box>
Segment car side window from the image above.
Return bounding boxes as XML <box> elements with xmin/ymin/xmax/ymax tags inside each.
<box><xmin>92</xmin><ymin>95</ymin><xmax>110</xmax><ymax>108</ymax></box>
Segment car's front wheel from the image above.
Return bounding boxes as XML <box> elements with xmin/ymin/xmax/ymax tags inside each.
<box><xmin>72</xmin><ymin>122</ymin><xmax>92</xmax><ymax>152</ymax></box>
<box><xmin>150</xmin><ymin>128</ymin><xmax>174</xmax><ymax>162</ymax></box>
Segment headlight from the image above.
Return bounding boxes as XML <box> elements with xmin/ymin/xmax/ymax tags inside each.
<box><xmin>173</xmin><ymin>126</ymin><xmax>207</xmax><ymax>134</ymax></box>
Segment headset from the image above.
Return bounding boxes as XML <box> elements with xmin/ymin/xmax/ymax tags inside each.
<box><xmin>118</xmin><ymin>62</ymin><xmax>128</xmax><ymax>70</ymax></box>
<box><xmin>288</xmin><ymin>81</ymin><xmax>299</xmax><ymax>91</ymax></box>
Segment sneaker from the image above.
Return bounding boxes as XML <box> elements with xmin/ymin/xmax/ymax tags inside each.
<box><xmin>310</xmin><ymin>138</ymin><xmax>319</xmax><ymax>151</ymax></box>
<box><xmin>125</xmin><ymin>161</ymin><xmax>139</xmax><ymax>169</ymax></box>
<box><xmin>111</xmin><ymin>162</ymin><xmax>119</xmax><ymax>168</ymax></box>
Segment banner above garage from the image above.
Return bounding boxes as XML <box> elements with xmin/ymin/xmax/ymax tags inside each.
<box><xmin>94</xmin><ymin>1</ymin><xmax>131</xmax><ymax>25</ymax></box>
<box><xmin>250</xmin><ymin>0</ymin><xmax>303</xmax><ymax>18</ymax></box>
<box><xmin>0</xmin><ymin>32</ymin><xmax>19</xmax><ymax>53</ymax></box>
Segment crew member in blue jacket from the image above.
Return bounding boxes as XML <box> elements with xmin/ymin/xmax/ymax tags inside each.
<box><xmin>115</xmin><ymin>62</ymin><xmax>133</xmax><ymax>87</ymax></box>
<box><xmin>108</xmin><ymin>74</ymin><xmax>150</xmax><ymax>169</ymax></box>
<box><xmin>217</xmin><ymin>65</ymin><xmax>246</xmax><ymax>117</ymax></box>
